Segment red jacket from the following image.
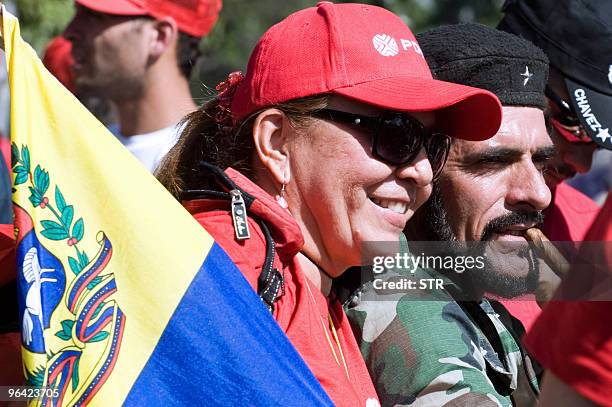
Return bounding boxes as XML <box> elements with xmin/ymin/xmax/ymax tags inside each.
<box><xmin>543</xmin><ymin>182</ymin><xmax>601</xmax><ymax>242</ymax></box>
<box><xmin>184</xmin><ymin>168</ymin><xmax>379</xmax><ymax>407</ymax></box>
<box><xmin>525</xmin><ymin>195</ymin><xmax>612</xmax><ymax>406</ymax></box>
<box><xmin>501</xmin><ymin>183</ymin><xmax>603</xmax><ymax>331</ymax></box>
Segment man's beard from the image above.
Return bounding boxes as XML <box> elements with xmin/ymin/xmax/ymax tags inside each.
<box><xmin>75</xmin><ymin>73</ymin><xmax>145</xmax><ymax>103</ymax></box>
<box><xmin>408</xmin><ymin>183</ymin><xmax>544</xmax><ymax>298</ymax></box>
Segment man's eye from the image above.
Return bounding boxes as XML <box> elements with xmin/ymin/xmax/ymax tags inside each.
<box><xmin>475</xmin><ymin>157</ymin><xmax>510</xmax><ymax>167</ymax></box>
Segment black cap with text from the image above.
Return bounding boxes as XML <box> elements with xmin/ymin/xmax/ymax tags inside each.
<box><xmin>499</xmin><ymin>0</ymin><xmax>612</xmax><ymax>150</ymax></box>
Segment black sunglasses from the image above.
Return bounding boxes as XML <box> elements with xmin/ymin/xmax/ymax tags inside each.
<box><xmin>311</xmin><ymin>109</ymin><xmax>451</xmax><ymax>179</ymax></box>
<box><xmin>545</xmin><ymin>86</ymin><xmax>595</xmax><ymax>144</ymax></box>
<box><xmin>545</xmin><ymin>85</ymin><xmax>581</xmax><ymax>127</ymax></box>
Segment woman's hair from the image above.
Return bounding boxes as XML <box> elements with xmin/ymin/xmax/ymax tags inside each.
<box><xmin>156</xmin><ymin>93</ymin><xmax>329</xmax><ymax>199</ymax></box>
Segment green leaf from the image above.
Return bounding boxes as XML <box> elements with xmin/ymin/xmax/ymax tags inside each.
<box><xmin>60</xmin><ymin>319</ymin><xmax>74</xmax><ymax>335</ymax></box>
<box><xmin>88</xmin><ymin>331</ymin><xmax>109</xmax><ymax>343</ymax></box>
<box><xmin>15</xmin><ymin>172</ymin><xmax>28</xmax><ymax>186</ymax></box>
<box><xmin>91</xmin><ymin>302</ymin><xmax>106</xmax><ymax>319</ymax></box>
<box><xmin>54</xmin><ymin>330</ymin><xmax>71</xmax><ymax>341</ymax></box>
<box><xmin>28</xmin><ymin>192</ymin><xmax>42</xmax><ymax>208</ymax></box>
<box><xmin>61</xmin><ymin>205</ymin><xmax>74</xmax><ymax>228</ymax></box>
<box><xmin>40</xmin><ymin>170</ymin><xmax>50</xmax><ymax>195</ymax></box>
<box><xmin>41</xmin><ymin>219</ymin><xmax>64</xmax><ymax>231</ymax></box>
<box><xmin>68</xmin><ymin>256</ymin><xmax>81</xmax><ymax>275</ymax></box>
<box><xmin>28</xmin><ymin>186</ymin><xmax>41</xmax><ymax>206</ymax></box>
<box><xmin>34</xmin><ymin>165</ymin><xmax>42</xmax><ymax>187</ymax></box>
<box><xmin>78</xmin><ymin>249</ymin><xmax>89</xmax><ymax>269</ymax></box>
<box><xmin>25</xmin><ymin>365</ymin><xmax>45</xmax><ymax>387</ymax></box>
<box><xmin>41</xmin><ymin>227</ymin><xmax>69</xmax><ymax>241</ymax></box>
<box><xmin>55</xmin><ymin>186</ymin><xmax>67</xmax><ymax>212</ymax></box>
<box><xmin>22</xmin><ymin>146</ymin><xmax>30</xmax><ymax>171</ymax></box>
<box><xmin>87</xmin><ymin>276</ymin><xmax>102</xmax><ymax>290</ymax></box>
<box><xmin>71</xmin><ymin>357</ymin><xmax>80</xmax><ymax>392</ymax></box>
<box><xmin>13</xmin><ymin>165</ymin><xmax>27</xmax><ymax>174</ymax></box>
<box><xmin>11</xmin><ymin>143</ymin><xmax>19</xmax><ymax>167</ymax></box>
<box><xmin>33</xmin><ymin>166</ymin><xmax>49</xmax><ymax>195</ymax></box>
<box><xmin>72</xmin><ymin>218</ymin><xmax>84</xmax><ymax>242</ymax></box>
<box><xmin>54</xmin><ymin>319</ymin><xmax>74</xmax><ymax>342</ymax></box>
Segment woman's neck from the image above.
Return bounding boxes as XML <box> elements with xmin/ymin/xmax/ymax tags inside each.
<box><xmin>297</xmin><ymin>252</ymin><xmax>333</xmax><ymax>297</ymax></box>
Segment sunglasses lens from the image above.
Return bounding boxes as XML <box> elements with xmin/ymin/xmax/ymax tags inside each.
<box><xmin>374</xmin><ymin>115</ymin><xmax>423</xmax><ymax>164</ymax></box>
<box><xmin>551</xmin><ymin>118</ymin><xmax>593</xmax><ymax>144</ymax></box>
<box><xmin>557</xmin><ymin>115</ymin><xmax>581</xmax><ymax>128</ymax></box>
<box><xmin>546</xmin><ymin>86</ymin><xmax>582</xmax><ymax>128</ymax></box>
<box><xmin>426</xmin><ymin>133</ymin><xmax>451</xmax><ymax>178</ymax></box>
<box><xmin>314</xmin><ymin>109</ymin><xmax>451</xmax><ymax>172</ymax></box>
<box><xmin>375</xmin><ymin>115</ymin><xmax>450</xmax><ymax>178</ymax></box>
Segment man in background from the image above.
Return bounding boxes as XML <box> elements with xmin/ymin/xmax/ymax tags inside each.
<box><xmin>64</xmin><ymin>0</ymin><xmax>221</xmax><ymax>172</ymax></box>
<box><xmin>499</xmin><ymin>0</ymin><xmax>612</xmax><ymax>241</ymax></box>
<box><xmin>43</xmin><ymin>36</ymin><xmax>120</xmax><ymax>132</ymax></box>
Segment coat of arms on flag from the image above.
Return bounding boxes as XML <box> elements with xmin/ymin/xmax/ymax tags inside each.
<box><xmin>13</xmin><ymin>143</ymin><xmax>125</xmax><ymax>404</ymax></box>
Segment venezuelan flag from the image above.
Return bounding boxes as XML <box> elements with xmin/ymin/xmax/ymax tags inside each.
<box><xmin>1</xmin><ymin>8</ymin><xmax>332</xmax><ymax>406</ymax></box>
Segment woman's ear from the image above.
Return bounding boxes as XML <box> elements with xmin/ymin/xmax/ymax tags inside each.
<box><xmin>252</xmin><ymin>109</ymin><xmax>292</xmax><ymax>185</ymax></box>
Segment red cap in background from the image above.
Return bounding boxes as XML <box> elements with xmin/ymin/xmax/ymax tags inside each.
<box><xmin>231</xmin><ymin>1</ymin><xmax>502</xmax><ymax>141</ymax></box>
<box><xmin>74</xmin><ymin>0</ymin><xmax>222</xmax><ymax>37</ymax></box>
<box><xmin>42</xmin><ymin>36</ymin><xmax>76</xmax><ymax>94</ymax></box>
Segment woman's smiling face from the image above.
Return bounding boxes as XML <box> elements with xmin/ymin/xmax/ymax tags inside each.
<box><xmin>286</xmin><ymin>96</ymin><xmax>435</xmax><ymax>275</ymax></box>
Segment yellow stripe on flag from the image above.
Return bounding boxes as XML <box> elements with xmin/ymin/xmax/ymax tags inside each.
<box><xmin>2</xmin><ymin>8</ymin><xmax>215</xmax><ymax>406</ymax></box>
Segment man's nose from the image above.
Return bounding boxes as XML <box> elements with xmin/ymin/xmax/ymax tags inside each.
<box><xmin>506</xmin><ymin>161</ymin><xmax>551</xmax><ymax>212</ymax></box>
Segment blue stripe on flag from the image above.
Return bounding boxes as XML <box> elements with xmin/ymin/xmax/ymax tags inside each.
<box><xmin>124</xmin><ymin>243</ymin><xmax>333</xmax><ymax>406</ymax></box>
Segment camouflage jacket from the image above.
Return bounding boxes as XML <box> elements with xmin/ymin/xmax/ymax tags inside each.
<box><xmin>343</xmin><ymin>251</ymin><xmax>539</xmax><ymax>406</ymax></box>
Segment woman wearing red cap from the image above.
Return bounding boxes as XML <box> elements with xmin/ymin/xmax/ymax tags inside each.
<box><xmin>157</xmin><ymin>2</ymin><xmax>501</xmax><ymax>405</ymax></box>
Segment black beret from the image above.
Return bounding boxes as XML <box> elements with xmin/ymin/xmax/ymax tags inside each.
<box><xmin>417</xmin><ymin>23</ymin><xmax>549</xmax><ymax>109</ymax></box>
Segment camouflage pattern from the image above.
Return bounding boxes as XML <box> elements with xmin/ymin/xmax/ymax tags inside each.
<box><xmin>344</xmin><ymin>244</ymin><xmax>539</xmax><ymax>406</ymax></box>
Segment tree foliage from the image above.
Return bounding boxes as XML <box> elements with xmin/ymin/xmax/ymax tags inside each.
<box><xmin>14</xmin><ymin>0</ymin><xmax>73</xmax><ymax>52</ymax></box>
<box><xmin>13</xmin><ymin>0</ymin><xmax>504</xmax><ymax>96</ymax></box>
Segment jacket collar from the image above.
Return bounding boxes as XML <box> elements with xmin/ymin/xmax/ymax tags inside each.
<box><xmin>183</xmin><ymin>167</ymin><xmax>304</xmax><ymax>262</ymax></box>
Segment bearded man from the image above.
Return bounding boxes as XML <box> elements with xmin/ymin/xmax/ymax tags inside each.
<box><xmin>343</xmin><ymin>24</ymin><xmax>555</xmax><ymax>406</ymax></box>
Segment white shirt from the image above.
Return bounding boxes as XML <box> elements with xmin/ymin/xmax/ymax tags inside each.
<box><xmin>114</xmin><ymin>123</ymin><xmax>182</xmax><ymax>173</ymax></box>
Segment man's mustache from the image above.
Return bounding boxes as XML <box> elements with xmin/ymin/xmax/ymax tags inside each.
<box><xmin>481</xmin><ymin>211</ymin><xmax>545</xmax><ymax>241</ymax></box>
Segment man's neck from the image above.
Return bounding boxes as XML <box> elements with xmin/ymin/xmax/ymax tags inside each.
<box><xmin>115</xmin><ymin>72</ymin><xmax>196</xmax><ymax>137</ymax></box>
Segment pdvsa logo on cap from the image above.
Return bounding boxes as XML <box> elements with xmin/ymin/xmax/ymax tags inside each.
<box><xmin>373</xmin><ymin>34</ymin><xmax>399</xmax><ymax>57</ymax></box>
<box><xmin>372</xmin><ymin>34</ymin><xmax>424</xmax><ymax>58</ymax></box>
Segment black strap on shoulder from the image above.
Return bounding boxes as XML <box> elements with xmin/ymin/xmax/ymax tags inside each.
<box><xmin>252</xmin><ymin>218</ymin><xmax>284</xmax><ymax>312</ymax></box>
<box><xmin>183</xmin><ymin>161</ymin><xmax>256</xmax><ymax>206</ymax></box>
<box><xmin>180</xmin><ymin>161</ymin><xmax>284</xmax><ymax>313</ymax></box>
<box><xmin>490</xmin><ymin>300</ymin><xmax>542</xmax><ymax>396</ymax></box>
<box><xmin>445</xmin><ymin>285</ymin><xmax>514</xmax><ymax>397</ymax></box>
<box><xmin>333</xmin><ymin>266</ymin><xmax>373</xmax><ymax>307</ymax></box>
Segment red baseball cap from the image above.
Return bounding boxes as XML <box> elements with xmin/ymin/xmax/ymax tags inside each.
<box><xmin>74</xmin><ymin>0</ymin><xmax>221</xmax><ymax>37</ymax></box>
<box><xmin>232</xmin><ymin>2</ymin><xmax>502</xmax><ymax>141</ymax></box>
